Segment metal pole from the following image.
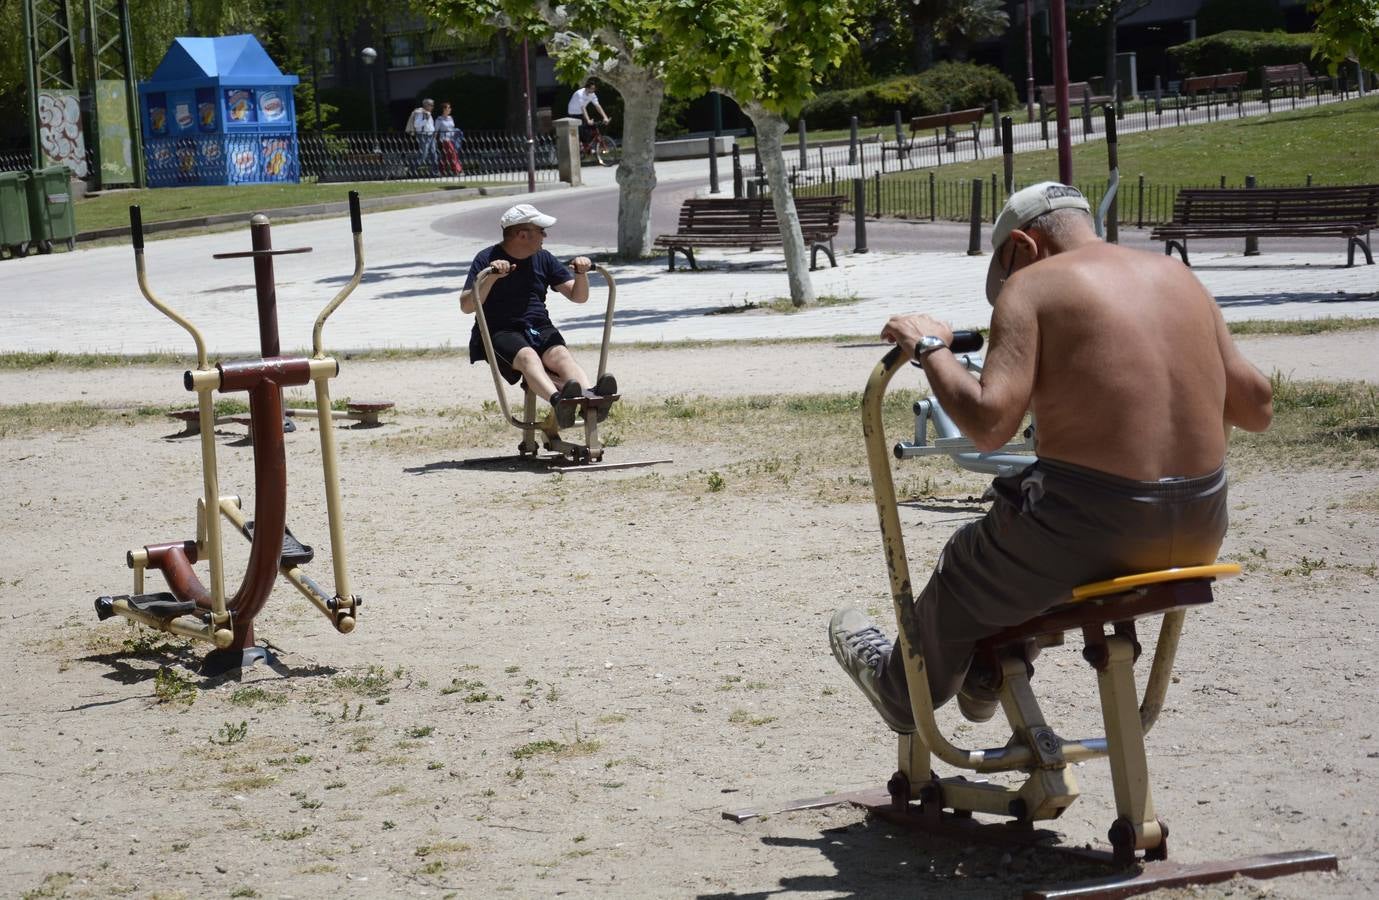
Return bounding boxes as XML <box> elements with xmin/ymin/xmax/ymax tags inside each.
<box><xmin>853</xmin><ymin>177</ymin><xmax>868</xmax><ymax>253</ymax></box>
<box><xmin>929</xmin><ymin>171</ymin><xmax>936</xmax><ymax>221</ymax></box>
<box><xmin>967</xmin><ymin>178</ymin><xmax>984</xmax><ymax>255</ymax></box>
<box><xmin>1137</xmin><ymin>173</ymin><xmax>1144</xmax><ymax>228</ymax></box>
<box><xmin>522</xmin><ymin>37</ymin><xmax>536</xmax><ymax>193</ymax></box>
<box><xmin>1001</xmin><ymin>115</ymin><xmax>1014</xmax><ymax>195</ymax></box>
<box><xmin>712</xmin><ymin>92</ymin><xmax>723</xmax><ymax>135</ymax></box>
<box><xmin>84</xmin><ymin>0</ymin><xmax>104</xmax><ymax>189</ymax></box>
<box><xmin>1244</xmin><ymin>174</ymin><xmax>1259</xmax><ymax>256</ymax></box>
<box><xmin>1025</xmin><ymin>0</ymin><xmax>1036</xmax><ymax>122</ymax></box>
<box><xmin>708</xmin><ymin>136</ymin><xmax>720</xmax><ymax>194</ymax></box>
<box><xmin>732</xmin><ymin>144</ymin><xmax>743</xmax><ymax>198</ymax></box>
<box><xmin>118</xmin><ymin>0</ymin><xmax>145</xmax><ymax>187</ymax></box>
<box><xmin>1050</xmin><ymin>0</ymin><xmax>1073</xmax><ymax>183</ymax></box>
<box><xmin>22</xmin><ymin>0</ymin><xmax>41</xmax><ymax>168</ymax></box>
<box><xmin>1103</xmin><ymin>105</ymin><xmax>1118</xmax><ymax>244</ymax></box>
<box><xmin>849</xmin><ymin>115</ymin><xmax>858</xmax><ymax>165</ymax></box>
<box><xmin>798</xmin><ymin>117</ymin><xmax>807</xmax><ymax>172</ymax></box>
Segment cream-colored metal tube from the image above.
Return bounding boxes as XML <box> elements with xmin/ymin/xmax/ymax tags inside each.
<box><xmin>107</xmin><ymin>598</ymin><xmax>233</xmax><ymax>648</ymax></box>
<box><xmin>862</xmin><ymin>348</ymin><xmax>1034</xmax><ymax>773</ymax></box>
<box><xmin>310</xmin><ymin>363</ymin><xmax>353</xmax><ymax>606</ymax></box>
<box><xmin>135</xmin><ymin>252</ymin><xmax>208</xmax><ymax>371</ymax></box>
<box><xmin>1139</xmin><ymin>609</ymin><xmax>1185</xmax><ymax>733</ymax></box>
<box><xmin>312</xmin><ymin>233</ymin><xmax>364</xmax><ymax>358</ymax></box>
<box><xmin>470</xmin><ymin>268</ymin><xmax>526</xmax><ymax>428</ymax></box>
<box><xmin>194</xmin><ymin>382</ymin><xmax>228</xmax><ymax>624</ymax></box>
<box><xmin>594</xmin><ymin>265</ymin><xmax>616</xmax><ymax>380</ymax></box>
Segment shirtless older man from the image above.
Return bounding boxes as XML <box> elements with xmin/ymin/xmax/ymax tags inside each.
<box><xmin>830</xmin><ymin>182</ymin><xmax>1274</xmax><ymax>730</ymax></box>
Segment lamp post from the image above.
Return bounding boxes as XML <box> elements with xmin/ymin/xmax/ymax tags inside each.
<box><xmin>360</xmin><ymin>46</ymin><xmax>380</xmax><ymax>154</ymax></box>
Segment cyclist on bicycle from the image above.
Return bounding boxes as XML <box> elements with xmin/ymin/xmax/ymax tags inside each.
<box><xmin>567</xmin><ymin>79</ymin><xmax>610</xmax><ymax>147</ymax></box>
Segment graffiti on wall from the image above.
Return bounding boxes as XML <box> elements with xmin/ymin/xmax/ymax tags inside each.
<box><xmin>38</xmin><ymin>90</ymin><xmax>89</xmax><ymax>177</ymax></box>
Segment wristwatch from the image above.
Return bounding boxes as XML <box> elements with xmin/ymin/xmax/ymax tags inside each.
<box><xmin>913</xmin><ymin>335</ymin><xmax>949</xmax><ymax>363</ymax></box>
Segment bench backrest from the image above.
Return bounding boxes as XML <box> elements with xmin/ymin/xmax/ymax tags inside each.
<box><xmin>677</xmin><ymin>196</ymin><xmax>845</xmax><ymax>236</ymax></box>
<box><xmin>1037</xmin><ymin>81</ymin><xmax>1091</xmax><ymax>105</ymax></box>
<box><xmin>1215</xmin><ymin>71</ymin><xmax>1247</xmax><ymax>88</ymax></box>
<box><xmin>1263</xmin><ymin>63</ymin><xmax>1312</xmax><ymax>83</ymax></box>
<box><xmin>1172</xmin><ymin>185</ymin><xmax>1379</xmax><ymax>226</ymax></box>
<box><xmin>1183</xmin><ymin>71</ymin><xmax>1248</xmax><ymax>94</ymax></box>
<box><xmin>909</xmin><ymin>107</ymin><xmax>985</xmax><ymax>133</ymax></box>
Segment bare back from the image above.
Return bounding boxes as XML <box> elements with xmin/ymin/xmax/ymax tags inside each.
<box><xmin>1023</xmin><ymin>243</ymin><xmax>1228</xmax><ymax>480</ymax></box>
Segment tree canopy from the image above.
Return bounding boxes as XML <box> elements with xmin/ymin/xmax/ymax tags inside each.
<box><xmin>1310</xmin><ymin>0</ymin><xmax>1379</xmax><ymax>72</ymax></box>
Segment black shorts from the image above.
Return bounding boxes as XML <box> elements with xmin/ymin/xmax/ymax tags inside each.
<box><xmin>470</xmin><ymin>323</ymin><xmax>566</xmax><ymax>385</ymax></box>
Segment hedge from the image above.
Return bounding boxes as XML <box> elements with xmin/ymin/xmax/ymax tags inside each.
<box><xmin>799</xmin><ymin>62</ymin><xmax>1018</xmax><ymax>129</ymax></box>
<box><xmin>1166</xmin><ymin>30</ymin><xmax>1319</xmax><ymax>85</ymax></box>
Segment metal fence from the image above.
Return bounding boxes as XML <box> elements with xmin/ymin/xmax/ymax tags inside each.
<box><xmin>0</xmin><ymin>129</ymin><xmax>558</xmax><ymax>186</ymax></box>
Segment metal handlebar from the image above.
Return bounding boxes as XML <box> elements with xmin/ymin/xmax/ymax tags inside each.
<box><xmin>313</xmin><ymin>191</ymin><xmax>365</xmax><ymax>358</ymax></box>
<box><xmin>129</xmin><ymin>205</ymin><xmax>210</xmax><ymax>371</ymax></box>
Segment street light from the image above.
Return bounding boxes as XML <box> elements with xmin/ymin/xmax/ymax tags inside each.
<box><xmin>360</xmin><ymin>46</ymin><xmax>380</xmax><ymax>154</ymax></box>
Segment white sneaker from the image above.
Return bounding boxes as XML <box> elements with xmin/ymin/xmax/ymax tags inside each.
<box><xmin>828</xmin><ymin>607</ymin><xmax>914</xmax><ymax>734</ymax></box>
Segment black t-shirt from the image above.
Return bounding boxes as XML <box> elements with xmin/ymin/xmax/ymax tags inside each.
<box><xmin>463</xmin><ymin>244</ymin><xmax>572</xmax><ymax>338</ymax></box>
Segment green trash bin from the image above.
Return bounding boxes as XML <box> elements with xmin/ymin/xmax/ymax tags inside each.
<box><xmin>25</xmin><ymin>165</ymin><xmax>77</xmax><ymax>254</ymax></box>
<box><xmin>0</xmin><ymin>170</ymin><xmax>31</xmax><ymax>260</ymax></box>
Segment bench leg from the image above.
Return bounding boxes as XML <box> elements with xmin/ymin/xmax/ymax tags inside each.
<box><xmin>1165</xmin><ymin>239</ymin><xmax>1189</xmax><ymax>267</ymax></box>
<box><xmin>809</xmin><ymin>240</ymin><xmax>838</xmax><ymax>271</ymax></box>
<box><xmin>1348</xmin><ymin>234</ymin><xmax>1373</xmax><ymax>267</ymax></box>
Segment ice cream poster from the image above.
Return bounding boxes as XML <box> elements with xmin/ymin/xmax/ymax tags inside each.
<box><xmin>225</xmin><ymin>89</ymin><xmax>257</xmax><ymax>124</ymax></box>
<box><xmin>173</xmin><ymin>101</ymin><xmax>195</xmax><ymax>133</ymax></box>
<box><xmin>258</xmin><ymin>90</ymin><xmax>287</xmax><ymax>123</ymax></box>
<box><xmin>231</xmin><ymin>140</ymin><xmax>258</xmax><ymax>179</ymax></box>
<box><xmin>196</xmin><ymin>88</ymin><xmax>217</xmax><ymax>131</ymax></box>
<box><xmin>260</xmin><ymin>138</ymin><xmax>290</xmax><ymax>178</ymax></box>
<box><xmin>147</xmin><ymin>93</ymin><xmax>168</xmax><ymax>135</ymax></box>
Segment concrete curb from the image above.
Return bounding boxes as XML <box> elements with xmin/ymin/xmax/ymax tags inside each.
<box><xmin>76</xmin><ymin>179</ymin><xmax>566</xmax><ymax>243</ymax></box>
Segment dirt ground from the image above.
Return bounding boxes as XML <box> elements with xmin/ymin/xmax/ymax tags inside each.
<box><xmin>2</xmin><ymin>332</ymin><xmax>1377</xmax><ymax>899</ymax></box>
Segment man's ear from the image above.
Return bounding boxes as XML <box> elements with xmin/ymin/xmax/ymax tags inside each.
<box><xmin>1007</xmin><ymin>228</ymin><xmax>1039</xmax><ymax>262</ymax></box>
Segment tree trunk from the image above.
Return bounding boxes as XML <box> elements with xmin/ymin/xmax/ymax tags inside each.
<box><xmin>742</xmin><ymin>103</ymin><xmax>814</xmax><ymax>307</ymax></box>
<box><xmin>910</xmin><ymin>14</ymin><xmax>937</xmax><ymax>72</ymax></box>
<box><xmin>501</xmin><ymin>34</ymin><xmax>530</xmax><ymax>134</ymax></box>
<box><xmin>605</xmin><ymin>68</ymin><xmax>664</xmax><ymax>259</ymax></box>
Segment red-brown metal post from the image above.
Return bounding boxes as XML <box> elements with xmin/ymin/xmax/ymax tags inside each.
<box><xmin>1050</xmin><ymin>0</ymin><xmax>1073</xmax><ymax>184</ymax></box>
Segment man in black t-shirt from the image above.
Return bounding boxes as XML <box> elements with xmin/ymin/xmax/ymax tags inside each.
<box><xmin>460</xmin><ymin>204</ymin><xmax>616</xmax><ymax>429</ymax></box>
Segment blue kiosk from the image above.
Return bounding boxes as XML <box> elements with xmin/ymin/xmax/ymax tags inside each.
<box><xmin>138</xmin><ymin>35</ymin><xmax>299</xmax><ymax>187</ymax></box>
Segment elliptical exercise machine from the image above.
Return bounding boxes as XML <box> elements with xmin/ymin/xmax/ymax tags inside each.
<box><xmin>94</xmin><ymin>194</ymin><xmax>368</xmax><ymax>676</ymax></box>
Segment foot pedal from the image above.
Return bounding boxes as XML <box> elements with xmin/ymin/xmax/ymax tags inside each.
<box><xmin>244</xmin><ymin>520</ymin><xmax>315</xmax><ymax>566</ymax></box>
<box><xmin>95</xmin><ymin>592</ymin><xmax>197</xmax><ymax>620</ymax></box>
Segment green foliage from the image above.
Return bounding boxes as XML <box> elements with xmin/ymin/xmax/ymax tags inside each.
<box><xmin>1167</xmin><ymin>30</ymin><xmax>1319</xmax><ymax>83</ymax></box>
<box><xmin>799</xmin><ymin>63</ymin><xmax>1017</xmax><ymax>128</ymax></box>
<box><xmin>1310</xmin><ymin>0</ymin><xmax>1379</xmax><ymax>73</ymax></box>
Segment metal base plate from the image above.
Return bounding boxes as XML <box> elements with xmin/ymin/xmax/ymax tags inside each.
<box><xmin>461</xmin><ymin>454</ymin><xmax>673</xmax><ymax>473</ymax></box>
<box><xmin>200</xmin><ymin>645</ymin><xmax>276</xmax><ymax>678</ymax></box>
<box><xmin>724</xmin><ymin>787</ymin><xmax>1338</xmax><ymax>899</ymax></box>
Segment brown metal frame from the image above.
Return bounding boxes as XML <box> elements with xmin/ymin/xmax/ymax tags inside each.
<box><xmin>723</xmin><ymin>347</ymin><xmax>1338</xmax><ymax>896</ymax></box>
<box><xmin>94</xmin><ymin>194</ymin><xmax>367</xmax><ymax>673</ymax></box>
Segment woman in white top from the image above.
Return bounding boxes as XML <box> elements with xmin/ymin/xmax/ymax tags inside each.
<box><xmin>435</xmin><ymin>101</ymin><xmax>463</xmax><ymax>175</ymax></box>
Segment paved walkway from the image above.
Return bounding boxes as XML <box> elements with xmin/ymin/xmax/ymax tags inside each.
<box><xmin>4</xmin><ymin>157</ymin><xmax>1376</xmax><ymax>355</ymax></box>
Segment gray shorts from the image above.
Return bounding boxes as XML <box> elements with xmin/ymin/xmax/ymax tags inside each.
<box><xmin>877</xmin><ymin>457</ymin><xmax>1228</xmax><ymax>727</ymax></box>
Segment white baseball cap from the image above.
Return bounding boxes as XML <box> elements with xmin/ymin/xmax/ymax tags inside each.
<box><xmin>986</xmin><ymin>181</ymin><xmax>1090</xmax><ymax>303</ymax></box>
<box><xmin>499</xmin><ymin>203</ymin><xmax>557</xmax><ymax>230</ymax></box>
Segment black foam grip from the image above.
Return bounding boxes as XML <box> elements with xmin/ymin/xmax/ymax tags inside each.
<box><xmin>129</xmin><ymin>206</ymin><xmax>144</xmax><ymax>250</ymax></box>
<box><xmin>1103</xmin><ymin>105</ymin><xmax>1117</xmax><ymax>143</ymax></box>
<box><xmin>950</xmin><ymin>330</ymin><xmax>984</xmax><ymax>353</ymax></box>
<box><xmin>348</xmin><ymin>191</ymin><xmax>361</xmax><ymax>233</ymax></box>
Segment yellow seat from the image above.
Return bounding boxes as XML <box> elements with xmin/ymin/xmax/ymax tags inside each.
<box><xmin>1071</xmin><ymin>563</ymin><xmax>1242</xmax><ymax>601</ymax></box>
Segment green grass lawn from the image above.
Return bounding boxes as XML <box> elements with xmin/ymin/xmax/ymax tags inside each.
<box><xmin>74</xmin><ymin>181</ymin><xmax>486</xmax><ymax>233</ymax></box>
<box><xmin>884</xmin><ymin>95</ymin><xmax>1379</xmax><ymax>187</ymax></box>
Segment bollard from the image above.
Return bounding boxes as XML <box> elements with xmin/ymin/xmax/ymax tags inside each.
<box><xmin>967</xmin><ymin>178</ymin><xmax>984</xmax><ymax>255</ymax></box>
<box><xmin>1081</xmin><ymin>89</ymin><xmax>1093</xmax><ymax>138</ymax></box>
<box><xmin>991</xmin><ymin>173</ymin><xmax>998</xmax><ymax>222</ymax></box>
<box><xmin>830</xmin><ymin>166</ymin><xmax>837</xmax><ymax>195</ymax></box>
<box><xmin>798</xmin><ymin>118</ymin><xmax>808</xmax><ymax>172</ymax></box>
<box><xmin>1306</xmin><ymin>173</ymin><xmax>1313</xmax><ymax>186</ymax></box>
<box><xmin>1154</xmin><ymin>76</ymin><xmax>1162</xmax><ymax>116</ymax></box>
<box><xmin>1103</xmin><ymin>105</ymin><xmax>1119</xmax><ymax>244</ymax></box>
<box><xmin>849</xmin><ymin>116</ymin><xmax>859</xmax><ymax>165</ymax></box>
<box><xmin>709</xmin><ymin>137</ymin><xmax>721</xmax><ymax>194</ymax></box>
<box><xmin>874</xmin><ymin>171</ymin><xmax>882</xmax><ymax>219</ymax></box>
<box><xmin>1174</xmin><ymin>92</ymin><xmax>1182</xmax><ymax>126</ymax></box>
<box><xmin>818</xmin><ymin>147</ymin><xmax>824</xmax><ymax>171</ymax></box>
<box><xmin>991</xmin><ymin>99</ymin><xmax>1001</xmax><ymax>147</ymax></box>
<box><xmin>853</xmin><ymin>178</ymin><xmax>869</xmax><ymax>253</ymax></box>
<box><xmin>1219</xmin><ymin>174</ymin><xmax>1226</xmax><ymax>188</ymax></box>
<box><xmin>1136</xmin><ymin>173</ymin><xmax>1145</xmax><ymax>229</ymax></box>
<box><xmin>732</xmin><ymin>144</ymin><xmax>744</xmax><ymax>199</ymax></box>
<box><xmin>929</xmin><ymin>171</ymin><xmax>937</xmax><ymax>222</ymax></box>
<box><xmin>1001</xmin><ymin>116</ymin><xmax>1014</xmax><ymax>195</ymax></box>
<box><xmin>1244</xmin><ymin>175</ymin><xmax>1259</xmax><ymax>256</ymax></box>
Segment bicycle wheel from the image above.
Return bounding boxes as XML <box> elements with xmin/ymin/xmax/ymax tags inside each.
<box><xmin>593</xmin><ymin>135</ymin><xmax>617</xmax><ymax>166</ymax></box>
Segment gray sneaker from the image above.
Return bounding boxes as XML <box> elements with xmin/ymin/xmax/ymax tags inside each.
<box><xmin>552</xmin><ymin>379</ymin><xmax>583</xmax><ymax>429</ymax></box>
<box><xmin>829</xmin><ymin>608</ymin><xmax>914</xmax><ymax>734</ymax></box>
<box><xmin>957</xmin><ymin>684</ymin><xmax>1000</xmax><ymax>723</ymax></box>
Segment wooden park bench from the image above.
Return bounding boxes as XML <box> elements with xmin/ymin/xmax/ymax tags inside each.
<box><xmin>1149</xmin><ymin>184</ymin><xmax>1379</xmax><ymax>267</ymax></box>
<box><xmin>1262</xmin><ymin>63</ymin><xmax>1323</xmax><ymax>108</ymax></box>
<box><xmin>1181</xmin><ymin>71</ymin><xmax>1247</xmax><ymax>111</ymax></box>
<box><xmin>653</xmin><ymin>195</ymin><xmax>845</xmax><ymax>271</ymax></box>
<box><xmin>1038</xmin><ymin>81</ymin><xmax>1112</xmax><ymax>124</ymax></box>
<box><xmin>881</xmin><ymin>107</ymin><xmax>987</xmax><ymax>168</ymax></box>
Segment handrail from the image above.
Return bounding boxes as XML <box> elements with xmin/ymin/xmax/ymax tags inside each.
<box><xmin>312</xmin><ymin>192</ymin><xmax>364</xmax><ymax>358</ymax></box>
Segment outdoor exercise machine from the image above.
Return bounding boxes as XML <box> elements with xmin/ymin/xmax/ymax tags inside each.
<box><xmin>94</xmin><ymin>193</ymin><xmax>367</xmax><ymax>676</ymax></box>
<box><xmin>726</xmin><ymin>340</ymin><xmax>1337</xmax><ymax>897</ymax></box>
<box><xmin>467</xmin><ymin>262</ymin><xmax>669</xmax><ymax>472</ymax></box>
